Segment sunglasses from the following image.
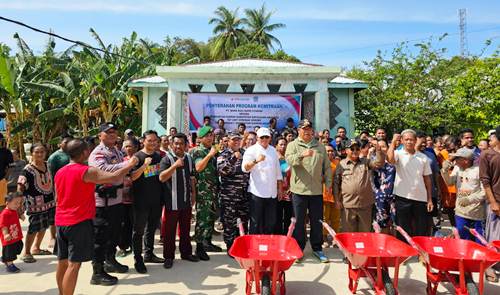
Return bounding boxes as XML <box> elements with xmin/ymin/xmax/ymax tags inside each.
<box><xmin>260</xmin><ymin>136</ymin><xmax>270</xmax><ymax>139</ymax></box>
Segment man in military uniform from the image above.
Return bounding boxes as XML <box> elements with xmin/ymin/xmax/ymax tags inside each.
<box><xmin>88</xmin><ymin>122</ymin><xmax>129</xmax><ymax>286</ymax></box>
<box><xmin>190</xmin><ymin>126</ymin><xmax>221</xmax><ymax>260</ymax></box>
<box><xmin>216</xmin><ymin>132</ymin><xmax>249</xmax><ymax>255</ymax></box>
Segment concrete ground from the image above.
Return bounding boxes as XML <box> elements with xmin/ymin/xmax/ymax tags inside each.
<box><xmin>1</xmin><ymin>220</ymin><xmax>499</xmax><ymax>295</ymax></box>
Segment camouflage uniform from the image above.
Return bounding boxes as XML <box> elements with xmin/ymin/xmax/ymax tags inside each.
<box><xmin>217</xmin><ymin>148</ymin><xmax>249</xmax><ymax>248</ymax></box>
<box><xmin>190</xmin><ymin>145</ymin><xmax>219</xmax><ymax>244</ymax></box>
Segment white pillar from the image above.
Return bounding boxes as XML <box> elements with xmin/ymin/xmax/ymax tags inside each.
<box><xmin>314</xmin><ymin>81</ymin><xmax>329</xmax><ymax>131</ymax></box>
<box><xmin>141</xmin><ymin>88</ymin><xmax>149</xmax><ymax>134</ymax></box>
<box><xmin>167</xmin><ymin>88</ymin><xmax>182</xmax><ymax>130</ymax></box>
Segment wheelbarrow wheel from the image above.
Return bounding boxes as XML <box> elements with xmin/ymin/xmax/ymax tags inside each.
<box><xmin>465</xmin><ymin>276</ymin><xmax>479</xmax><ymax>295</ymax></box>
<box><xmin>261</xmin><ymin>273</ymin><xmax>271</xmax><ymax>295</ymax></box>
<box><xmin>382</xmin><ymin>269</ymin><xmax>396</xmax><ymax>295</ymax></box>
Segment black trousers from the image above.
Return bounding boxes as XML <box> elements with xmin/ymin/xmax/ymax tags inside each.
<box><xmin>249</xmin><ymin>194</ymin><xmax>277</xmax><ymax>234</ymax></box>
<box><xmin>132</xmin><ymin>203</ymin><xmax>162</xmax><ymax>260</ymax></box>
<box><xmin>292</xmin><ymin>194</ymin><xmax>323</xmax><ymax>252</ymax></box>
<box><xmin>93</xmin><ymin>204</ymin><xmax>124</xmax><ymax>263</ymax></box>
<box><xmin>395</xmin><ymin>196</ymin><xmax>430</xmax><ymax>240</ymax></box>
<box><xmin>275</xmin><ymin>200</ymin><xmax>294</xmax><ymax>235</ymax></box>
<box><xmin>118</xmin><ymin>203</ymin><xmax>134</xmax><ymax>251</ymax></box>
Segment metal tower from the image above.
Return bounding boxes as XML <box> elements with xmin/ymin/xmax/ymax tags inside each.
<box><xmin>459</xmin><ymin>8</ymin><xmax>468</xmax><ymax>57</ymax></box>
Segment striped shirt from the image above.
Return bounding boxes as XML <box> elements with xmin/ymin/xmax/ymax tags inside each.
<box><xmin>160</xmin><ymin>152</ymin><xmax>196</xmax><ymax>211</ymax></box>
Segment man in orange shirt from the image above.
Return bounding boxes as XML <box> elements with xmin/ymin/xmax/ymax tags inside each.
<box><xmin>323</xmin><ymin>144</ymin><xmax>340</xmax><ymax>245</ymax></box>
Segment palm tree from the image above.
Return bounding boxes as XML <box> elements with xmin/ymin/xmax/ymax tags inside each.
<box><xmin>209</xmin><ymin>6</ymin><xmax>248</xmax><ymax>59</ymax></box>
<box><xmin>243</xmin><ymin>4</ymin><xmax>285</xmax><ymax>51</ymax></box>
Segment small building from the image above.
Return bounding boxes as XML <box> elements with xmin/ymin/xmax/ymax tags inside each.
<box><xmin>128</xmin><ymin>59</ymin><xmax>367</xmax><ymax>137</ymax></box>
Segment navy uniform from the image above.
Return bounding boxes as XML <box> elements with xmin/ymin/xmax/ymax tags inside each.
<box><xmin>216</xmin><ymin>133</ymin><xmax>250</xmax><ymax>251</ymax></box>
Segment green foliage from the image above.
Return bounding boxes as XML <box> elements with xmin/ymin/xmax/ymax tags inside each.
<box><xmin>243</xmin><ymin>4</ymin><xmax>285</xmax><ymax>51</ymax></box>
<box><xmin>347</xmin><ymin>38</ymin><xmax>499</xmax><ymax>137</ymax></box>
<box><xmin>231</xmin><ymin>42</ymin><xmax>272</xmax><ymax>59</ymax></box>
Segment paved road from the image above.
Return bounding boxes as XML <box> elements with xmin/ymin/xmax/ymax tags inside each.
<box><xmin>1</xmin><ymin>222</ymin><xmax>499</xmax><ymax>294</ymax></box>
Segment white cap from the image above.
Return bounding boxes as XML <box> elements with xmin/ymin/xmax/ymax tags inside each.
<box><xmin>488</xmin><ymin>129</ymin><xmax>496</xmax><ymax>136</ymax></box>
<box><xmin>256</xmin><ymin>127</ymin><xmax>271</xmax><ymax>138</ymax></box>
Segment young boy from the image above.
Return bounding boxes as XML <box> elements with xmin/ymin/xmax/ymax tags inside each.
<box><xmin>0</xmin><ymin>192</ymin><xmax>24</xmax><ymax>273</ymax></box>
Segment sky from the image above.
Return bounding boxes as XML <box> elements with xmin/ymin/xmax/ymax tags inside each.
<box><xmin>0</xmin><ymin>0</ymin><xmax>499</xmax><ymax>68</ymax></box>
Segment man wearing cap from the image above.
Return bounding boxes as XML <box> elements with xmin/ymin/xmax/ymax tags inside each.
<box><xmin>88</xmin><ymin>122</ymin><xmax>130</xmax><ymax>285</ymax></box>
<box><xmin>242</xmin><ymin>127</ymin><xmax>283</xmax><ymax>235</ymax></box>
<box><xmin>190</xmin><ymin>125</ymin><xmax>221</xmax><ymax>261</ymax></box>
<box><xmin>217</xmin><ymin>132</ymin><xmax>249</xmax><ymax>255</ymax></box>
<box><xmin>334</xmin><ymin>139</ymin><xmax>384</xmax><ymax>234</ymax></box>
<box><xmin>441</xmin><ymin>147</ymin><xmax>485</xmax><ymax>241</ymax></box>
<box><xmin>285</xmin><ymin>119</ymin><xmax>332</xmax><ymax>263</ymax></box>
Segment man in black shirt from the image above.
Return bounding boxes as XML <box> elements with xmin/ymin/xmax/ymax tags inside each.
<box><xmin>130</xmin><ymin>130</ymin><xmax>164</xmax><ymax>273</ymax></box>
<box><xmin>0</xmin><ymin>133</ymin><xmax>14</xmax><ymax>212</ymax></box>
<box><xmin>159</xmin><ymin>133</ymin><xmax>199</xmax><ymax>269</ymax></box>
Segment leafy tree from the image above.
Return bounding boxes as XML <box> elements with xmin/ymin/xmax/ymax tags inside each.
<box><xmin>272</xmin><ymin>49</ymin><xmax>300</xmax><ymax>62</ymax></box>
<box><xmin>348</xmin><ymin>37</ymin><xmax>499</xmax><ymax>137</ymax></box>
<box><xmin>243</xmin><ymin>4</ymin><xmax>285</xmax><ymax>51</ymax></box>
<box><xmin>209</xmin><ymin>6</ymin><xmax>248</xmax><ymax>59</ymax></box>
<box><xmin>231</xmin><ymin>42</ymin><xmax>272</xmax><ymax>59</ymax></box>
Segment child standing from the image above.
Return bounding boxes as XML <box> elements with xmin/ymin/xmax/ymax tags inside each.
<box><xmin>0</xmin><ymin>192</ymin><xmax>24</xmax><ymax>273</ymax></box>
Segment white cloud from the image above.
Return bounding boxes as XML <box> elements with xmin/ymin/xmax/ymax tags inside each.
<box><xmin>0</xmin><ymin>0</ymin><xmax>209</xmax><ymax>16</ymax></box>
<box><xmin>275</xmin><ymin>2</ymin><xmax>500</xmax><ymax>24</ymax></box>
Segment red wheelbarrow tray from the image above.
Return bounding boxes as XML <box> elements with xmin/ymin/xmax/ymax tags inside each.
<box><xmin>229</xmin><ymin>234</ymin><xmax>303</xmax><ymax>271</ymax></box>
<box><xmin>411</xmin><ymin>236</ymin><xmax>500</xmax><ymax>272</ymax></box>
<box><xmin>334</xmin><ymin>232</ymin><xmax>417</xmax><ymax>268</ymax></box>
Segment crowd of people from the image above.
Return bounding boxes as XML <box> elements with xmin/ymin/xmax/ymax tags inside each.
<box><xmin>0</xmin><ymin>117</ymin><xmax>499</xmax><ymax>294</ymax></box>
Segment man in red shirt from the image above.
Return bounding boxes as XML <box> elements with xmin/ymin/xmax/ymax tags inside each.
<box><xmin>55</xmin><ymin>139</ymin><xmax>137</xmax><ymax>295</ymax></box>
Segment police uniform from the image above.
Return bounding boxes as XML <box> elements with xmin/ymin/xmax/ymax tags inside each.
<box><xmin>88</xmin><ymin>123</ymin><xmax>128</xmax><ymax>285</ymax></box>
<box><xmin>217</xmin><ymin>146</ymin><xmax>249</xmax><ymax>250</ymax></box>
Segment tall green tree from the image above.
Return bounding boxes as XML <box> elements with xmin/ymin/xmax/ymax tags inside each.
<box><xmin>243</xmin><ymin>4</ymin><xmax>285</xmax><ymax>51</ymax></box>
<box><xmin>208</xmin><ymin>6</ymin><xmax>248</xmax><ymax>59</ymax></box>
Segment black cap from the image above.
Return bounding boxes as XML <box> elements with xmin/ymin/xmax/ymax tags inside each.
<box><xmin>345</xmin><ymin>139</ymin><xmax>360</xmax><ymax>148</ymax></box>
<box><xmin>287</xmin><ymin>117</ymin><xmax>294</xmax><ymax>123</ymax></box>
<box><xmin>99</xmin><ymin>122</ymin><xmax>118</xmax><ymax>133</ymax></box>
<box><xmin>298</xmin><ymin>119</ymin><xmax>313</xmax><ymax>129</ymax></box>
<box><xmin>227</xmin><ymin>131</ymin><xmax>242</xmax><ymax>139</ymax></box>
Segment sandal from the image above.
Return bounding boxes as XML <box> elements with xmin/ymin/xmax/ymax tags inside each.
<box><xmin>485</xmin><ymin>269</ymin><xmax>498</xmax><ymax>283</ymax></box>
<box><xmin>32</xmin><ymin>249</ymin><xmax>52</xmax><ymax>256</ymax></box>
<box><xmin>22</xmin><ymin>254</ymin><xmax>37</xmax><ymax>263</ymax></box>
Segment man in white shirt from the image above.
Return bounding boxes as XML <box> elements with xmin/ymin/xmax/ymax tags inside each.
<box><xmin>242</xmin><ymin>128</ymin><xmax>283</xmax><ymax>234</ymax></box>
<box><xmin>387</xmin><ymin>129</ymin><xmax>433</xmax><ymax>239</ymax></box>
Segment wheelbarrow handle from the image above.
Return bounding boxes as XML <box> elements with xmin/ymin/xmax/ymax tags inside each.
<box><xmin>464</xmin><ymin>226</ymin><xmax>497</xmax><ymax>251</ymax></box>
<box><xmin>286</xmin><ymin>217</ymin><xmax>296</xmax><ymax>237</ymax></box>
<box><xmin>236</xmin><ymin>218</ymin><xmax>245</xmax><ymax>237</ymax></box>
<box><xmin>319</xmin><ymin>219</ymin><xmax>337</xmax><ymax>238</ymax></box>
<box><xmin>395</xmin><ymin>226</ymin><xmax>429</xmax><ymax>262</ymax></box>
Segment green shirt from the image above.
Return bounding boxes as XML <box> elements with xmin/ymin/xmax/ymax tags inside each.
<box><xmin>47</xmin><ymin>149</ymin><xmax>70</xmax><ymax>180</ymax></box>
<box><xmin>285</xmin><ymin>137</ymin><xmax>332</xmax><ymax>195</ymax></box>
<box><xmin>190</xmin><ymin>145</ymin><xmax>219</xmax><ymax>186</ymax></box>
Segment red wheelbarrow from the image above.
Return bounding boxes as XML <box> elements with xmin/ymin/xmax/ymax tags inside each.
<box><xmin>321</xmin><ymin>220</ymin><xmax>417</xmax><ymax>294</ymax></box>
<box><xmin>229</xmin><ymin>218</ymin><xmax>303</xmax><ymax>295</ymax></box>
<box><xmin>396</xmin><ymin>226</ymin><xmax>500</xmax><ymax>295</ymax></box>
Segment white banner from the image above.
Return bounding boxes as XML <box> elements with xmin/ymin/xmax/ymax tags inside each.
<box><xmin>188</xmin><ymin>93</ymin><xmax>302</xmax><ymax>132</ymax></box>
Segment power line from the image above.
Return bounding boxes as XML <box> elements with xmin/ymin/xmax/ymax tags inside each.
<box><xmin>299</xmin><ymin>25</ymin><xmax>500</xmax><ymax>59</ymax></box>
<box><xmin>0</xmin><ymin>15</ymin><xmax>151</xmax><ymax>65</ymax></box>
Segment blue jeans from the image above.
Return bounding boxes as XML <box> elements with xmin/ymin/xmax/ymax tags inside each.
<box><xmin>455</xmin><ymin>215</ymin><xmax>484</xmax><ymax>243</ymax></box>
